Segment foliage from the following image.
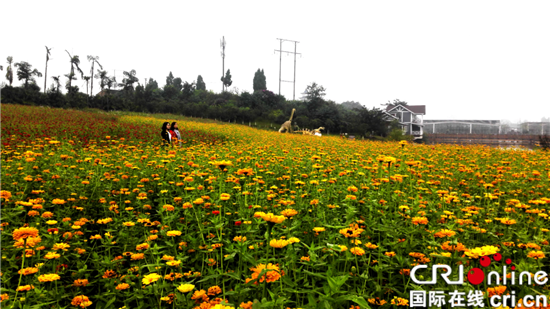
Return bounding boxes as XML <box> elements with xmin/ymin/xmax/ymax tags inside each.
<box><xmin>539</xmin><ymin>134</ymin><xmax>550</xmax><ymax>150</ymax></box>
<box><xmin>221</xmin><ymin>69</ymin><xmax>232</xmax><ymax>90</ymax></box>
<box><xmin>119</xmin><ymin>70</ymin><xmax>139</xmax><ymax>93</ymax></box>
<box><xmin>196</xmin><ymin>75</ymin><xmax>206</xmax><ymax>91</ymax></box>
<box><xmin>6</xmin><ymin>56</ymin><xmax>14</xmax><ymax>86</ymax></box>
<box><xmin>303</xmin><ymin>82</ymin><xmax>326</xmax><ymax>101</ymax></box>
<box><xmin>14</xmin><ymin>61</ymin><xmax>43</xmax><ymax>88</ymax></box>
<box><xmin>253</xmin><ymin>69</ymin><xmax>266</xmax><ymax>92</ymax></box>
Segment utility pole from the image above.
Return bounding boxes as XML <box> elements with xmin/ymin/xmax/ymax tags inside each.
<box><xmin>220</xmin><ymin>36</ymin><xmax>226</xmax><ymax>93</ymax></box>
<box><xmin>275</xmin><ymin>38</ymin><xmax>301</xmax><ymax>100</ymax></box>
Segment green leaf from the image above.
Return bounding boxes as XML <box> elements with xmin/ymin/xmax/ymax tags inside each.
<box><xmin>341</xmin><ymin>295</ymin><xmax>372</xmax><ymax>308</ymax></box>
<box><xmin>104</xmin><ymin>296</ymin><xmax>117</xmax><ymax>308</ymax></box>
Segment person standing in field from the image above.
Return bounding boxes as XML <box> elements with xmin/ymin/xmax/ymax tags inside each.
<box><xmin>171</xmin><ymin>122</ymin><xmax>182</xmax><ymax>146</ymax></box>
<box><xmin>161</xmin><ymin>122</ymin><xmax>171</xmax><ymax>146</ymax></box>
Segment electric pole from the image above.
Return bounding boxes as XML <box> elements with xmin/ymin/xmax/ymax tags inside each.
<box><xmin>275</xmin><ymin>38</ymin><xmax>301</xmax><ymax>100</ymax></box>
<box><xmin>221</xmin><ymin>36</ymin><xmax>226</xmax><ymax>93</ymax></box>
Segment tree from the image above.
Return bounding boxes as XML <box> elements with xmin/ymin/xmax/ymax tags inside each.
<box><xmin>83</xmin><ymin>76</ymin><xmax>91</xmax><ymax>96</ymax></box>
<box><xmin>173</xmin><ymin>77</ymin><xmax>183</xmax><ymax>92</ymax></box>
<box><xmin>196</xmin><ymin>75</ymin><xmax>206</xmax><ymax>91</ymax></box>
<box><xmin>383</xmin><ymin>99</ymin><xmax>408</xmax><ymax>107</ymax></box>
<box><xmin>221</xmin><ymin>69</ymin><xmax>232</xmax><ymax>92</ymax></box>
<box><xmin>253</xmin><ymin>69</ymin><xmax>266</xmax><ymax>92</ymax></box>
<box><xmin>146</xmin><ymin>78</ymin><xmax>159</xmax><ymax>91</ymax></box>
<box><xmin>14</xmin><ymin>61</ymin><xmax>43</xmax><ymax>88</ymax></box>
<box><xmin>106</xmin><ymin>76</ymin><xmax>117</xmax><ymax>90</ymax></box>
<box><xmin>166</xmin><ymin>72</ymin><xmax>174</xmax><ymax>87</ymax></box>
<box><xmin>44</xmin><ymin>46</ymin><xmax>52</xmax><ymax>93</ymax></box>
<box><xmin>51</xmin><ymin>76</ymin><xmax>62</xmax><ymax>93</ymax></box>
<box><xmin>6</xmin><ymin>56</ymin><xmax>14</xmax><ymax>86</ymax></box>
<box><xmin>94</xmin><ymin>70</ymin><xmax>109</xmax><ymax>91</ymax></box>
<box><xmin>181</xmin><ymin>81</ymin><xmax>196</xmax><ymax>99</ymax></box>
<box><xmin>303</xmin><ymin>82</ymin><xmax>326</xmax><ymax>101</ymax></box>
<box><xmin>118</xmin><ymin>70</ymin><xmax>139</xmax><ymax>92</ymax></box>
<box><xmin>87</xmin><ymin>56</ymin><xmax>102</xmax><ymax>96</ymax></box>
<box><xmin>65</xmin><ymin>51</ymin><xmax>84</xmax><ymax>91</ymax></box>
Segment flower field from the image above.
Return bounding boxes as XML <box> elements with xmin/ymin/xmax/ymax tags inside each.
<box><xmin>1</xmin><ymin>104</ymin><xmax>549</xmax><ymax>309</ymax></box>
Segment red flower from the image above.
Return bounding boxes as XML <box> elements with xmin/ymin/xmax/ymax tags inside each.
<box><xmin>235</xmin><ymin>221</ymin><xmax>242</xmax><ymax>226</ymax></box>
<box><xmin>212</xmin><ymin>211</ymin><xmax>220</xmax><ymax>215</ymax></box>
<box><xmin>56</xmin><ymin>264</ymin><xmax>68</xmax><ymax>273</ymax></box>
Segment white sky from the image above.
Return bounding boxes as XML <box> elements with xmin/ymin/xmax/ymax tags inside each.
<box><xmin>2</xmin><ymin>0</ymin><xmax>549</xmax><ymax>122</ymax></box>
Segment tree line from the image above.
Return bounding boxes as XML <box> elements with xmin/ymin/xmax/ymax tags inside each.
<box><xmin>1</xmin><ymin>54</ymin><xmax>401</xmax><ymax>138</ymax></box>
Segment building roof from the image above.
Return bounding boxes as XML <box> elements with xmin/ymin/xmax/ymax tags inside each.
<box><xmin>386</xmin><ymin>104</ymin><xmax>426</xmax><ymax>115</ymax></box>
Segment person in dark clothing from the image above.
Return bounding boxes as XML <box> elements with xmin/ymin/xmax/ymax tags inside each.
<box><xmin>171</xmin><ymin>122</ymin><xmax>182</xmax><ymax>146</ymax></box>
<box><xmin>161</xmin><ymin>122</ymin><xmax>171</xmax><ymax>146</ymax></box>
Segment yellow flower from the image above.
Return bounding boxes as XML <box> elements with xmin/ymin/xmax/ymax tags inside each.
<box><xmin>220</xmin><ymin>193</ymin><xmax>231</xmax><ymax>201</ymax></box>
<box><xmin>38</xmin><ymin>273</ymin><xmax>61</xmax><ymax>282</ymax></box>
<box><xmin>269</xmin><ymin>239</ymin><xmax>289</xmax><ymax>248</ymax></box>
<box><xmin>233</xmin><ymin>236</ymin><xmax>247</xmax><ymax>242</ymax></box>
<box><xmin>166</xmin><ymin>260</ymin><xmax>181</xmax><ymax>266</ymax></box>
<box><xmin>260</xmin><ymin>213</ymin><xmax>286</xmax><ymax>224</ymax></box>
<box><xmin>166</xmin><ymin>230</ymin><xmax>182</xmax><ymax>237</ymax></box>
<box><xmin>313</xmin><ymin>227</ymin><xmax>326</xmax><ymax>233</ymax></box>
<box><xmin>52</xmin><ymin>243</ymin><xmax>70</xmax><ymax>251</ymax></box>
<box><xmin>288</xmin><ymin>237</ymin><xmax>300</xmax><ymax>244</ymax></box>
<box><xmin>142</xmin><ymin>273</ymin><xmax>161</xmax><ymax>285</ymax></box>
<box><xmin>46</xmin><ymin>220</ymin><xmax>58</xmax><ymax>225</ymax></box>
<box><xmin>44</xmin><ymin>252</ymin><xmax>61</xmax><ymax>259</ymax></box>
<box><xmin>465</xmin><ymin>245</ymin><xmax>499</xmax><ymax>259</ymax></box>
<box><xmin>177</xmin><ymin>283</ymin><xmax>195</xmax><ymax>293</ymax></box>
<box><xmin>122</xmin><ymin>222</ymin><xmax>135</xmax><ymax>227</ymax></box>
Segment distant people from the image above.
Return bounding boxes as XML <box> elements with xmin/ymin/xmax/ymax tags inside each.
<box><xmin>161</xmin><ymin>122</ymin><xmax>171</xmax><ymax>146</ymax></box>
<box><xmin>171</xmin><ymin>122</ymin><xmax>182</xmax><ymax>146</ymax></box>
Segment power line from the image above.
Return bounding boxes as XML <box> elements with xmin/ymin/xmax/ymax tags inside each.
<box><xmin>275</xmin><ymin>38</ymin><xmax>301</xmax><ymax>100</ymax></box>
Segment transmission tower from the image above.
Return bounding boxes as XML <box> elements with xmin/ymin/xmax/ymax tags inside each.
<box><xmin>275</xmin><ymin>38</ymin><xmax>301</xmax><ymax>100</ymax></box>
<box><xmin>220</xmin><ymin>36</ymin><xmax>226</xmax><ymax>93</ymax></box>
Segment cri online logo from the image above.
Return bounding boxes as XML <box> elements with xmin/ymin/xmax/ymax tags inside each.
<box><xmin>411</xmin><ymin>253</ymin><xmax>549</xmax><ymax>286</ymax></box>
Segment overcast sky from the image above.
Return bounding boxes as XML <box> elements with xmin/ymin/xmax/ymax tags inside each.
<box><xmin>2</xmin><ymin>0</ymin><xmax>549</xmax><ymax>122</ymax></box>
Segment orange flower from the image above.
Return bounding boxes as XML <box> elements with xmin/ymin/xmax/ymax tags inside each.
<box><xmin>350</xmin><ymin>247</ymin><xmax>365</xmax><ymax>256</ymax></box>
<box><xmin>18</xmin><ymin>267</ymin><xmax>39</xmax><ymax>276</ymax></box>
<box><xmin>411</xmin><ymin>217</ymin><xmax>428</xmax><ymax>225</ymax></box>
<box><xmin>16</xmin><ymin>285</ymin><xmax>35</xmax><ymax>292</ymax></box>
<box><xmin>248</xmin><ymin>263</ymin><xmax>283</xmax><ymax>284</ymax></box>
<box><xmin>73</xmin><ymin>279</ymin><xmax>89</xmax><ymax>287</ymax></box>
<box><xmin>434</xmin><ymin>229</ymin><xmax>456</xmax><ymax>238</ymax></box>
<box><xmin>116</xmin><ymin>283</ymin><xmax>130</xmax><ymax>290</ymax></box>
<box><xmin>487</xmin><ymin>286</ymin><xmax>506</xmax><ymax>297</ymax></box>
<box><xmin>208</xmin><ymin>285</ymin><xmax>222</xmax><ymax>295</ymax></box>
<box><xmin>12</xmin><ymin>227</ymin><xmax>39</xmax><ymax>241</ymax></box>
<box><xmin>527</xmin><ymin>251</ymin><xmax>546</xmax><ymax>260</ymax></box>
<box><xmin>71</xmin><ymin>295</ymin><xmax>93</xmax><ymax>308</ymax></box>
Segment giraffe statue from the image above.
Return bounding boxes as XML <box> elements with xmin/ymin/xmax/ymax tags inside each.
<box><xmin>278</xmin><ymin>108</ymin><xmax>296</xmax><ymax>133</ymax></box>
